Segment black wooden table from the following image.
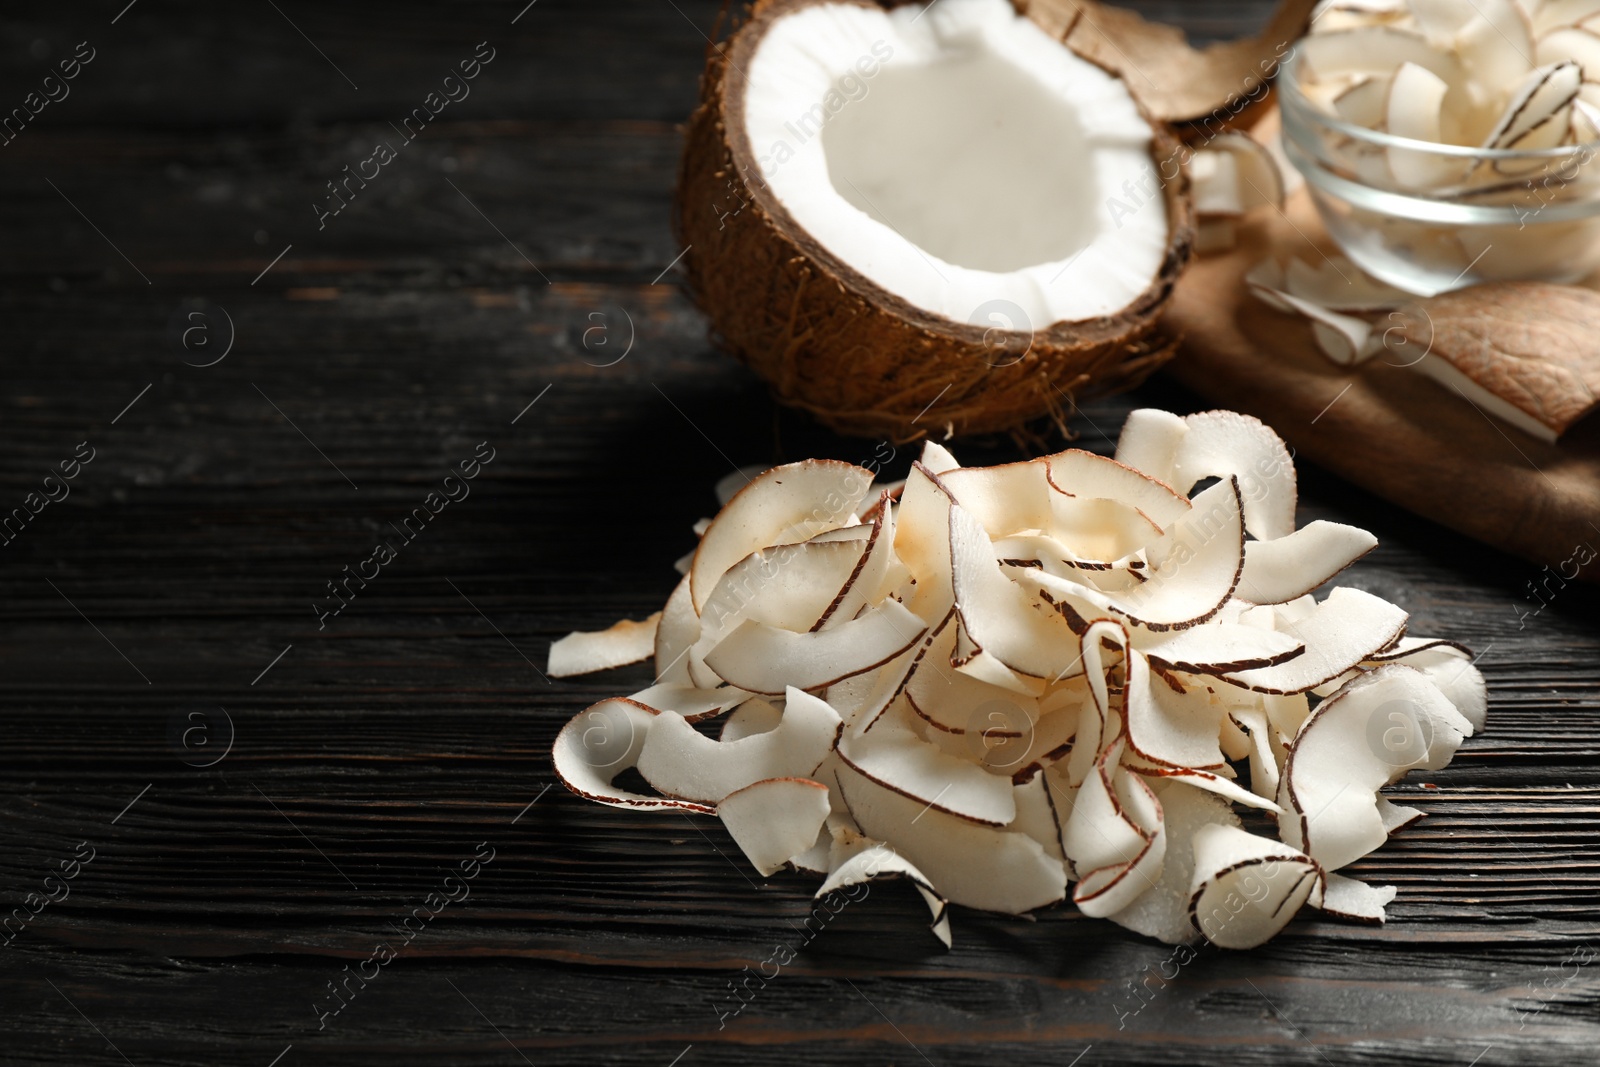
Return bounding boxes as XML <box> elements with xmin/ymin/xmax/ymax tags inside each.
<box><xmin>3</xmin><ymin>2</ymin><xmax>1598</xmax><ymax>1064</ymax></box>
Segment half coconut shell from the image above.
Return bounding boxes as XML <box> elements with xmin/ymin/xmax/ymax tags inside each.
<box><xmin>674</xmin><ymin>0</ymin><xmax>1195</xmax><ymax>442</ymax></box>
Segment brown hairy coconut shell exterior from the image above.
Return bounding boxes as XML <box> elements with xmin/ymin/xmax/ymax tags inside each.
<box><xmin>674</xmin><ymin>0</ymin><xmax>1195</xmax><ymax>444</ymax></box>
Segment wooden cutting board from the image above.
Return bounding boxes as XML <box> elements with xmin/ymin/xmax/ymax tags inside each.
<box><xmin>1163</xmin><ymin>185</ymin><xmax>1600</xmax><ymax>583</ymax></box>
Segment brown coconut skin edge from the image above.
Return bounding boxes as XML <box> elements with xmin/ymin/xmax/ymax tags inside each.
<box><xmin>673</xmin><ymin>0</ymin><xmax>1196</xmax><ymax>444</ymax></box>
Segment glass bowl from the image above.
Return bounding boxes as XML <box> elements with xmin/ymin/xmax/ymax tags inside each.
<box><xmin>1278</xmin><ymin>50</ymin><xmax>1600</xmax><ymax>296</ymax></box>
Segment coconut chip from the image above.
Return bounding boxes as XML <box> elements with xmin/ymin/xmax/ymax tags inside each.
<box><xmin>547</xmin><ymin>407</ymin><xmax>1486</xmax><ymax>949</ymax></box>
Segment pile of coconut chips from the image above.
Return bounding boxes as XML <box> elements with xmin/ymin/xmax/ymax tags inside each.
<box><xmin>549</xmin><ymin>408</ymin><xmax>1486</xmax><ymax>949</ymax></box>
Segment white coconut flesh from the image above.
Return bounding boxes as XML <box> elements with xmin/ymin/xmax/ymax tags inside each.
<box><xmin>742</xmin><ymin>0</ymin><xmax>1169</xmax><ymax>327</ymax></box>
<box><xmin>549</xmin><ymin>407</ymin><xmax>1487</xmax><ymax>949</ymax></box>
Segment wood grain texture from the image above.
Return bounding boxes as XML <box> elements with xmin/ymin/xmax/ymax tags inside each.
<box><xmin>0</xmin><ymin>1</ymin><xmax>1597</xmax><ymax>1065</ymax></box>
<box><xmin>1166</xmin><ymin>187</ymin><xmax>1600</xmax><ymax>583</ymax></box>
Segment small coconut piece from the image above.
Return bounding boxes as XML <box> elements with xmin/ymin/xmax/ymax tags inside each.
<box><xmin>1210</xmin><ymin>132</ymin><xmax>1288</xmax><ymax>211</ymax></box>
<box><xmin>636</xmin><ymin>686</ymin><xmax>842</xmax><ymax>803</ymax></box>
<box><xmin>1386</xmin><ymin>282</ymin><xmax>1600</xmax><ymax>441</ymax></box>
<box><xmin>1188</xmin><ymin>823</ymin><xmax>1322</xmax><ymax>949</ymax></box>
<box><xmin>547</xmin><ymin>612</ymin><xmax>662</xmax><ymax>678</ymax></box>
<box><xmin>1193</xmin><ymin>148</ymin><xmax>1244</xmax><ymax>216</ymax></box>
<box><xmin>719</xmin><ymin>777</ymin><xmax>832</xmax><ymax>876</ymax></box>
<box><xmin>1312</xmin><ymin>870</ymin><xmax>1398</xmax><ymax>922</ymax></box>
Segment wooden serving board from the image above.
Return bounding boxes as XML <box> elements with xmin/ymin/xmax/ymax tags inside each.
<box><xmin>1165</xmin><ymin>186</ymin><xmax>1600</xmax><ymax>582</ymax></box>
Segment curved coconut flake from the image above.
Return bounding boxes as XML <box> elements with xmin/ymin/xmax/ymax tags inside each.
<box><xmin>1048</xmin><ymin>495</ymin><xmax>1166</xmax><ymax>564</ymax></box>
<box><xmin>814</xmin><ymin>496</ymin><xmax>895</xmax><ymax>631</ymax></box>
<box><xmin>939</xmin><ymin>459</ymin><xmax>1053</xmax><ymax>539</ymax></box>
<box><xmin>994</xmin><ymin>532</ymin><xmax>1147</xmax><ymax>594</ymax></box>
<box><xmin>1535</xmin><ymin>0</ymin><xmax>1600</xmax><ymax>35</ymax></box>
<box><xmin>1310</xmin><ymin>0</ymin><xmax>1409</xmax><ymax>33</ymax></box>
<box><xmin>1013</xmin><ymin>775</ymin><xmax>1067</xmax><ymax>863</ymax></box>
<box><xmin>719</xmin><ymin>777</ymin><xmax>832</xmax><ymax>876</ymax></box>
<box><xmin>655</xmin><ymin>574</ymin><xmax>701</xmax><ymax>686</ymax></box>
<box><xmin>1140</xmin><ymin>623</ymin><xmax>1306</xmax><ymax>675</ymax></box>
<box><xmin>553</xmin><ymin>698</ymin><xmax>714</xmax><ymax>814</ymax></box>
<box><xmin>1172</xmin><ymin>411</ymin><xmax>1296</xmax><ymax>540</ymax></box>
<box><xmin>630</xmin><ymin>682</ymin><xmax>751</xmax><ymax>723</ymax></box>
<box><xmin>636</xmin><ymin>685</ymin><xmax>842</xmax><ymax>804</ymax></box>
<box><xmin>1153</xmin><ymin>763</ymin><xmax>1284</xmax><ymax>814</ymax></box>
<box><xmin>1455</xmin><ymin>0</ymin><xmax>1535</xmax><ymax>92</ymax></box>
<box><xmin>838</xmin><ymin>709</ymin><xmax>1017</xmax><ymax>826</ymax></box>
<box><xmin>1070</xmin><ymin>750</ymin><xmax>1167</xmax><ymax>918</ymax></box>
<box><xmin>1238</xmin><ymin>520</ymin><xmax>1379</xmax><ymax>603</ymax></box>
<box><xmin>1386</xmin><ymin>62</ymin><xmax>1463</xmax><ymax>189</ymax></box>
<box><xmin>1485</xmin><ymin>61</ymin><xmax>1581</xmax><ymax>158</ymax></box>
<box><xmin>819</xmin><ymin>830</ymin><xmax>951</xmax><ymax>947</ymax></box>
<box><xmin>1044</xmin><ymin>448</ymin><xmax>1191</xmax><ymax>532</ymax></box>
<box><xmin>1284</xmin><ymin>255</ymin><xmax>1411</xmax><ymax>312</ymax></box>
<box><xmin>1114</xmin><ymin>408</ymin><xmax>1188</xmax><ymax>487</ymax></box>
<box><xmin>894</xmin><ymin>463</ymin><xmax>958</xmax><ymax>622</ymax></box>
<box><xmin>845</xmin><ymin>608</ymin><xmax>958</xmax><ymax>734</ymax></box>
<box><xmin>720</xmin><ymin>696</ymin><xmax>785</xmax><ymax>742</ymax></box>
<box><xmin>1298</xmin><ymin>24</ymin><xmax>1463</xmax><ymax>83</ymax></box>
<box><xmin>1537</xmin><ymin>26</ymin><xmax>1600</xmax><ymax>77</ymax></box>
<box><xmin>1278</xmin><ymin>665</ymin><xmax>1470</xmax><ymax>870</ymax></box>
<box><xmin>1227</xmin><ymin>702</ymin><xmax>1285</xmax><ymax>803</ymax></box>
<box><xmin>1125</xmin><ymin>651</ymin><xmax>1231</xmax><ymax>769</ymax></box>
<box><xmin>1062</xmin><ymin>620</ymin><xmax>1128</xmax><ymax>788</ymax></box>
<box><xmin>1311</xmin><ymin>870</ymin><xmax>1398</xmax><ymax>922</ymax></box>
<box><xmin>691</xmin><ymin>459</ymin><xmax>873</xmax><ymax>613</ymax></box>
<box><xmin>918</xmin><ymin>439</ymin><xmax>960</xmax><ymax>475</ymax></box>
<box><xmin>1223</xmin><ymin>586</ymin><xmax>1410</xmax><ymax>694</ymax></box>
<box><xmin>548</xmin><ymin>612</ymin><xmax>662</xmax><ymax>678</ymax></box>
<box><xmin>1188</xmin><ymin>823</ymin><xmax>1322</xmax><ymax>949</ymax></box>
<box><xmin>697</xmin><ymin>539</ymin><xmax>869</xmax><ymax>653</ymax></box>
<box><xmin>704</xmin><ymin>598</ymin><xmax>926</xmax><ymax>695</ymax></box>
<box><xmin>1209</xmin><ymin>132</ymin><xmax>1287</xmax><ymax>213</ymax></box>
<box><xmin>1370</xmin><ymin>643</ymin><xmax>1487</xmax><ymax>732</ymax></box>
<box><xmin>714</xmin><ymin>465</ymin><xmax>770</xmax><ymax>508</ymax></box>
<box><xmin>1109</xmin><ymin>779</ymin><xmax>1242</xmax><ymax>944</ymax></box>
<box><xmin>835</xmin><ymin>760</ymin><xmax>1068</xmax><ymax>914</ymax></box>
<box><xmin>1333</xmin><ymin>74</ymin><xmax>1391</xmax><ymax>126</ymax></box>
<box><xmin>1377</xmin><ymin>795</ymin><xmax>1425</xmax><ymax>834</ymax></box>
<box><xmin>904</xmin><ymin>619</ymin><xmax>1040</xmax><ymax>734</ymax></box>
<box><xmin>949</xmin><ymin>502</ymin><xmax>1084</xmax><ymax>679</ymax></box>
<box><xmin>1000</xmin><ymin>707</ymin><xmax>1082</xmax><ymax>782</ymax></box>
<box><xmin>1033</xmin><ymin>476</ymin><xmax>1246</xmax><ymax>634</ymax></box>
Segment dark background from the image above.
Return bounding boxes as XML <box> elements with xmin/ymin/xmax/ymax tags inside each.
<box><xmin>2</xmin><ymin>2</ymin><xmax>1598</xmax><ymax>1064</ymax></box>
